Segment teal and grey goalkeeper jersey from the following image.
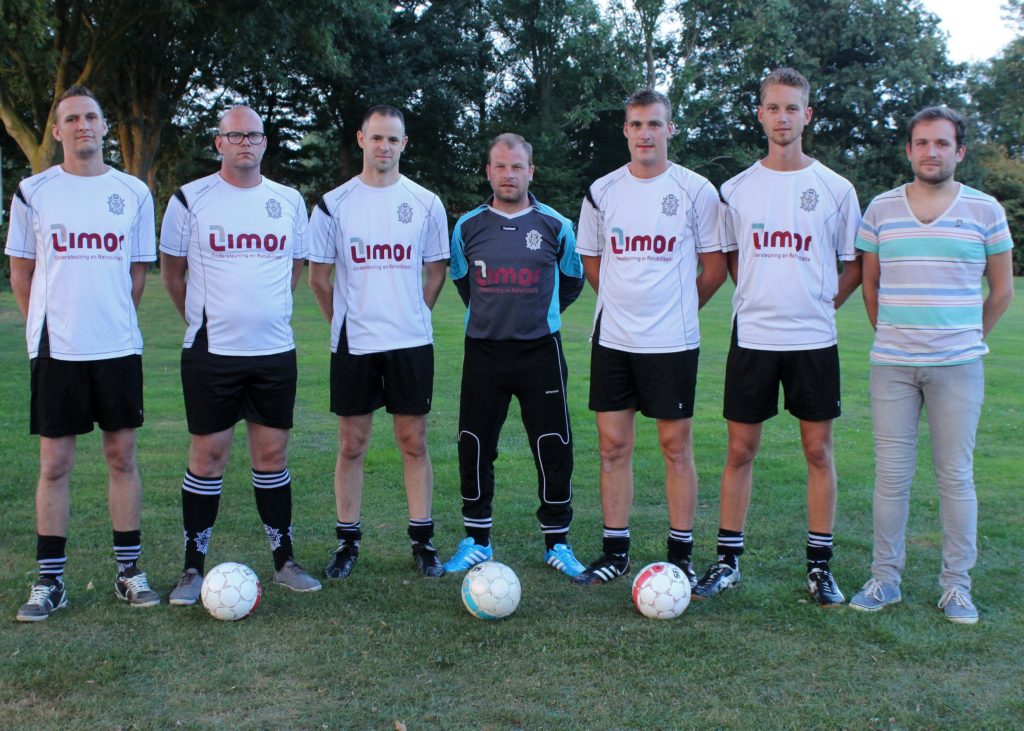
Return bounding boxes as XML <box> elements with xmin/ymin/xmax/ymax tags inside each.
<box><xmin>450</xmin><ymin>194</ymin><xmax>583</xmax><ymax>340</ymax></box>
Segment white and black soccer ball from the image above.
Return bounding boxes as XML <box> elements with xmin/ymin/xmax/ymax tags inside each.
<box><xmin>201</xmin><ymin>562</ymin><xmax>262</xmax><ymax>621</ymax></box>
<box><xmin>631</xmin><ymin>562</ymin><xmax>691</xmax><ymax>619</ymax></box>
<box><xmin>461</xmin><ymin>561</ymin><xmax>521</xmax><ymax>620</ymax></box>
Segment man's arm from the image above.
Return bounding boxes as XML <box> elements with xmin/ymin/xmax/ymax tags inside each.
<box><xmin>833</xmin><ymin>255</ymin><xmax>862</xmax><ymax>309</ymax></box>
<box><xmin>9</xmin><ymin>256</ymin><xmax>35</xmax><ymax>319</ymax></box>
<box><xmin>696</xmin><ymin>250</ymin><xmax>727</xmax><ymax>308</ymax></box>
<box><xmin>582</xmin><ymin>254</ymin><xmax>600</xmax><ymax>292</ymax></box>
<box><xmin>130</xmin><ymin>262</ymin><xmax>148</xmax><ymax>309</ymax></box>
<box><xmin>308</xmin><ymin>262</ymin><xmax>335</xmax><ymax>324</ymax></box>
<box><xmin>983</xmin><ymin>249</ymin><xmax>1014</xmax><ymax>338</ymax></box>
<box><xmin>422</xmin><ymin>260</ymin><xmax>447</xmax><ymax>310</ymax></box>
<box><xmin>860</xmin><ymin>251</ymin><xmax>880</xmax><ymax>330</ymax></box>
<box><xmin>291</xmin><ymin>259</ymin><xmax>304</xmax><ymax>292</ymax></box>
<box><xmin>161</xmin><ymin>253</ymin><xmax>189</xmax><ymax>321</ymax></box>
<box><xmin>726</xmin><ymin>250</ymin><xmax>739</xmax><ymax>284</ymax></box>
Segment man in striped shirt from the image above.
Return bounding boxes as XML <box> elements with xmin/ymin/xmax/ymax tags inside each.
<box><xmin>849</xmin><ymin>106</ymin><xmax>1014</xmax><ymax>624</ymax></box>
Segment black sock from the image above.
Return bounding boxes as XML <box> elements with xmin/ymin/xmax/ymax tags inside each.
<box><xmin>602</xmin><ymin>526</ymin><xmax>630</xmax><ymax>556</ymax></box>
<box><xmin>182</xmin><ymin>470</ymin><xmax>222</xmax><ymax>573</ymax></box>
<box><xmin>408</xmin><ymin>518</ymin><xmax>434</xmax><ymax>545</ymax></box>
<box><xmin>253</xmin><ymin>468</ymin><xmax>294</xmax><ymax>571</ymax></box>
<box><xmin>335</xmin><ymin>521</ymin><xmax>362</xmax><ymax>550</ymax></box>
<box><xmin>545</xmin><ymin>531</ymin><xmax>569</xmax><ymax>551</ymax></box>
<box><xmin>667</xmin><ymin>528</ymin><xmax>694</xmax><ymax>563</ymax></box>
<box><xmin>716</xmin><ymin>528</ymin><xmax>744</xmax><ymax>569</ymax></box>
<box><xmin>807</xmin><ymin>531</ymin><xmax>834</xmax><ymax>572</ymax></box>
<box><xmin>37</xmin><ymin>535</ymin><xmax>67</xmax><ymax>582</ymax></box>
<box><xmin>112</xmin><ymin>529</ymin><xmax>142</xmax><ymax>574</ymax></box>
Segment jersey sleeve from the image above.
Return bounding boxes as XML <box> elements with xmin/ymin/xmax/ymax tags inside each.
<box><xmin>306</xmin><ymin>197</ymin><xmax>338</xmax><ymax>265</ymax></box>
<box><xmin>984</xmin><ymin>199</ymin><xmax>1014</xmax><ymax>255</ymax></box>
<box><xmin>719</xmin><ymin>194</ymin><xmax>739</xmax><ymax>254</ymax></box>
<box><xmin>131</xmin><ymin>189</ymin><xmax>157</xmax><ymax>263</ymax></box>
<box><xmin>159</xmin><ymin>191</ymin><xmax>194</xmax><ymax>257</ymax></box>
<box><xmin>834</xmin><ymin>185</ymin><xmax>862</xmax><ymax>262</ymax></box>
<box><xmin>855</xmin><ymin>202</ymin><xmax>881</xmax><ymax>254</ymax></box>
<box><xmin>689</xmin><ymin>180</ymin><xmax>721</xmax><ymax>254</ymax></box>
<box><xmin>575</xmin><ymin>188</ymin><xmax>604</xmax><ymax>256</ymax></box>
<box><xmin>289</xmin><ymin>190</ymin><xmax>309</xmax><ymax>260</ymax></box>
<box><xmin>4</xmin><ymin>186</ymin><xmax>37</xmax><ymax>260</ymax></box>
<box><xmin>421</xmin><ymin>195</ymin><xmax>449</xmax><ymax>263</ymax></box>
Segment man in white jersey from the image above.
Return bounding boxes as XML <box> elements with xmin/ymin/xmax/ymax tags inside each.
<box><xmin>7</xmin><ymin>86</ymin><xmax>160</xmax><ymax>621</ymax></box>
<box><xmin>849</xmin><ymin>106</ymin><xmax>1014</xmax><ymax>624</ymax></box>
<box><xmin>161</xmin><ymin>105</ymin><xmax>322</xmax><ymax>605</ymax></box>
<box><xmin>308</xmin><ymin>105</ymin><xmax>449</xmax><ymax>579</ymax></box>
<box><xmin>572</xmin><ymin>89</ymin><xmax>727</xmax><ymax>586</ymax></box>
<box><xmin>693</xmin><ymin>68</ymin><xmax>861</xmax><ymax>607</ymax></box>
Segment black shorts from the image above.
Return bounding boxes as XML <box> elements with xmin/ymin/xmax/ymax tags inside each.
<box><xmin>589</xmin><ymin>342</ymin><xmax>699</xmax><ymax>419</ymax></box>
<box><xmin>181</xmin><ymin>344</ymin><xmax>297</xmax><ymax>435</ymax></box>
<box><xmin>330</xmin><ymin>328</ymin><xmax>433</xmax><ymax>417</ymax></box>
<box><xmin>30</xmin><ymin>355</ymin><xmax>144</xmax><ymax>437</ymax></box>
<box><xmin>723</xmin><ymin>325</ymin><xmax>841</xmax><ymax>423</ymax></box>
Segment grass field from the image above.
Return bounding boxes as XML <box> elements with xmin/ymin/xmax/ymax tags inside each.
<box><xmin>1</xmin><ymin>271</ymin><xmax>1021</xmax><ymax>730</ymax></box>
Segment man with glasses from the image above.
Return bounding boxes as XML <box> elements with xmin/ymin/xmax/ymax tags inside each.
<box><xmin>160</xmin><ymin>105</ymin><xmax>321</xmax><ymax>605</ymax></box>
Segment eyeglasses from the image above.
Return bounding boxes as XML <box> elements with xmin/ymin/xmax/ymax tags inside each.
<box><xmin>219</xmin><ymin>131</ymin><xmax>266</xmax><ymax>145</ymax></box>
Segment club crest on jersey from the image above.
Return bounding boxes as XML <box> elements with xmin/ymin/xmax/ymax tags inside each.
<box><xmin>107</xmin><ymin>193</ymin><xmax>125</xmax><ymax>215</ymax></box>
<box><xmin>661</xmin><ymin>194</ymin><xmax>679</xmax><ymax>216</ymax></box>
<box><xmin>525</xmin><ymin>229</ymin><xmax>543</xmax><ymax>251</ymax></box>
<box><xmin>800</xmin><ymin>188</ymin><xmax>819</xmax><ymax>212</ymax></box>
<box><xmin>266</xmin><ymin>198</ymin><xmax>282</xmax><ymax>219</ymax></box>
<box><xmin>397</xmin><ymin>202</ymin><xmax>414</xmax><ymax>224</ymax></box>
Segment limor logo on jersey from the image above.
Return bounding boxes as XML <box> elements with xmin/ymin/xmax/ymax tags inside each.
<box><xmin>750</xmin><ymin>223</ymin><xmax>812</xmax><ymax>252</ymax></box>
<box><xmin>208</xmin><ymin>226</ymin><xmax>287</xmax><ymax>252</ymax></box>
<box><xmin>50</xmin><ymin>224</ymin><xmax>124</xmax><ymax>252</ymax></box>
<box><xmin>472</xmin><ymin>259</ymin><xmax>542</xmax><ymax>288</ymax></box>
<box><xmin>350</xmin><ymin>237</ymin><xmax>413</xmax><ymax>263</ymax></box>
<box><xmin>609</xmin><ymin>227</ymin><xmax>676</xmax><ymax>255</ymax></box>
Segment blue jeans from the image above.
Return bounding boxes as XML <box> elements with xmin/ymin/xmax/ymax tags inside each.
<box><xmin>869</xmin><ymin>361</ymin><xmax>984</xmax><ymax>592</ymax></box>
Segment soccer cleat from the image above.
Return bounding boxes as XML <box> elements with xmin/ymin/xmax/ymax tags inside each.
<box><xmin>412</xmin><ymin>541</ymin><xmax>446</xmax><ymax>578</ymax></box>
<box><xmin>937</xmin><ymin>587</ymin><xmax>979</xmax><ymax>625</ymax></box>
<box><xmin>692</xmin><ymin>562</ymin><xmax>740</xmax><ymax>600</ymax></box>
<box><xmin>848</xmin><ymin>577</ymin><xmax>901</xmax><ymax>612</ymax></box>
<box><xmin>16</xmin><ymin>577</ymin><xmax>68</xmax><ymax>622</ymax></box>
<box><xmin>443</xmin><ymin>537</ymin><xmax>493</xmax><ymax>573</ymax></box>
<box><xmin>114</xmin><ymin>567</ymin><xmax>161</xmax><ymax>608</ymax></box>
<box><xmin>169</xmin><ymin>568</ymin><xmax>203</xmax><ymax>606</ymax></box>
<box><xmin>325</xmin><ymin>540</ymin><xmax>358</xmax><ymax>579</ymax></box>
<box><xmin>274</xmin><ymin>559</ymin><xmax>322</xmax><ymax>592</ymax></box>
<box><xmin>571</xmin><ymin>553</ymin><xmax>631</xmax><ymax>585</ymax></box>
<box><xmin>544</xmin><ymin>543</ymin><xmax>586</xmax><ymax>578</ymax></box>
<box><xmin>807</xmin><ymin>567</ymin><xmax>845</xmax><ymax>607</ymax></box>
<box><xmin>667</xmin><ymin>558</ymin><xmax>698</xmax><ymax>588</ymax></box>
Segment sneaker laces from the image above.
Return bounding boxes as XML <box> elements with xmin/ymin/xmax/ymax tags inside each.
<box><xmin>121</xmin><ymin>572</ymin><xmax>152</xmax><ymax>596</ymax></box>
<box><xmin>27</xmin><ymin>582</ymin><xmax>57</xmax><ymax>606</ymax></box>
<box><xmin>811</xmin><ymin>568</ymin><xmax>837</xmax><ymax>589</ymax></box>
<box><xmin>938</xmin><ymin>587</ymin><xmax>971</xmax><ymax>610</ymax></box>
<box><xmin>860</xmin><ymin>577</ymin><xmax>886</xmax><ymax>602</ymax></box>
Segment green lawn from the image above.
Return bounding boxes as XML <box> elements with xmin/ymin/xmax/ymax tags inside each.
<box><xmin>1</xmin><ymin>272</ymin><xmax>1021</xmax><ymax>730</ymax></box>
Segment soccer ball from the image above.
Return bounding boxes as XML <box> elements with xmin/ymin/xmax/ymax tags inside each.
<box><xmin>201</xmin><ymin>562</ymin><xmax>262</xmax><ymax>621</ymax></box>
<box><xmin>631</xmin><ymin>562</ymin><xmax>691</xmax><ymax>619</ymax></box>
<box><xmin>461</xmin><ymin>561</ymin><xmax>521</xmax><ymax>620</ymax></box>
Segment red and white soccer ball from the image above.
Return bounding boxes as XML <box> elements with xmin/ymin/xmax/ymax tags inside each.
<box><xmin>461</xmin><ymin>561</ymin><xmax>521</xmax><ymax>620</ymax></box>
<box><xmin>631</xmin><ymin>562</ymin><xmax>691</xmax><ymax>619</ymax></box>
<box><xmin>201</xmin><ymin>562</ymin><xmax>262</xmax><ymax>621</ymax></box>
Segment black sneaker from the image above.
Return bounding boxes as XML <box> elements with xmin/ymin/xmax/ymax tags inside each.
<box><xmin>16</xmin><ymin>577</ymin><xmax>67</xmax><ymax>622</ymax></box>
<box><xmin>692</xmin><ymin>562</ymin><xmax>740</xmax><ymax>600</ymax></box>
<box><xmin>667</xmin><ymin>558</ymin><xmax>698</xmax><ymax>588</ymax></box>
<box><xmin>325</xmin><ymin>540</ymin><xmax>358</xmax><ymax>579</ymax></box>
<box><xmin>571</xmin><ymin>553</ymin><xmax>631</xmax><ymax>585</ymax></box>
<box><xmin>412</xmin><ymin>542</ymin><xmax>446</xmax><ymax>578</ymax></box>
<box><xmin>807</xmin><ymin>567</ymin><xmax>845</xmax><ymax>607</ymax></box>
<box><xmin>114</xmin><ymin>567</ymin><xmax>161</xmax><ymax>607</ymax></box>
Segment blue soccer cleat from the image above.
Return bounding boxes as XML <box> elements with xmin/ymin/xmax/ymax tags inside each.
<box><xmin>544</xmin><ymin>543</ymin><xmax>586</xmax><ymax>577</ymax></box>
<box><xmin>444</xmin><ymin>537</ymin><xmax>493</xmax><ymax>572</ymax></box>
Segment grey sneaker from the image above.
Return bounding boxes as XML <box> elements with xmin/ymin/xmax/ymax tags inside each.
<box><xmin>169</xmin><ymin>568</ymin><xmax>203</xmax><ymax>606</ymax></box>
<box><xmin>937</xmin><ymin>587</ymin><xmax>978</xmax><ymax>625</ymax></box>
<box><xmin>17</xmin><ymin>577</ymin><xmax>68</xmax><ymax>622</ymax></box>
<box><xmin>273</xmin><ymin>559</ymin><xmax>322</xmax><ymax>592</ymax></box>
<box><xmin>692</xmin><ymin>562</ymin><xmax>740</xmax><ymax>600</ymax></box>
<box><xmin>848</xmin><ymin>577</ymin><xmax>901</xmax><ymax>612</ymax></box>
<box><xmin>114</xmin><ymin>568</ymin><xmax>161</xmax><ymax>607</ymax></box>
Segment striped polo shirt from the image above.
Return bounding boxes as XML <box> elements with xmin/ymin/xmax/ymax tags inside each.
<box><xmin>855</xmin><ymin>184</ymin><xmax>1013</xmax><ymax>366</ymax></box>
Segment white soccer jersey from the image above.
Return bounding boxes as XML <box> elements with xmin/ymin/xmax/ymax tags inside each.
<box><xmin>5</xmin><ymin>165</ymin><xmax>156</xmax><ymax>361</ymax></box>
<box><xmin>577</xmin><ymin>163</ymin><xmax>720</xmax><ymax>354</ymax></box>
<box><xmin>306</xmin><ymin>175</ymin><xmax>449</xmax><ymax>355</ymax></box>
<box><xmin>159</xmin><ymin>174</ymin><xmax>308</xmax><ymax>356</ymax></box>
<box><xmin>721</xmin><ymin>160</ymin><xmax>860</xmax><ymax>351</ymax></box>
